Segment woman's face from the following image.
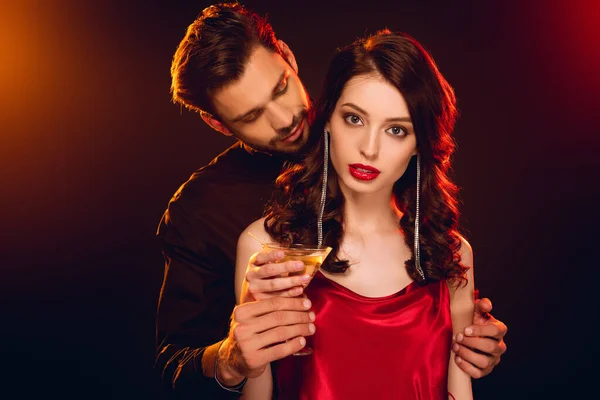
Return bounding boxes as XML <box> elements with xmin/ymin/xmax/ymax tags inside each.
<box><xmin>327</xmin><ymin>74</ymin><xmax>418</xmax><ymax>197</ymax></box>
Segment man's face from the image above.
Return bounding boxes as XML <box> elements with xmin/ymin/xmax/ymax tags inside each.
<box><xmin>211</xmin><ymin>45</ymin><xmax>310</xmax><ymax>155</ymax></box>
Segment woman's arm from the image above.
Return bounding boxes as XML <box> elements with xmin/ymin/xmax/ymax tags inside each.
<box><xmin>234</xmin><ymin>218</ymin><xmax>316</xmax><ymax>399</ymax></box>
<box><xmin>447</xmin><ymin>237</ymin><xmax>475</xmax><ymax>400</ymax></box>
<box><xmin>235</xmin><ymin>218</ymin><xmax>273</xmax><ymax>400</ymax></box>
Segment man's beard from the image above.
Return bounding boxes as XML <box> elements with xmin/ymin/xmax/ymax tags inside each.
<box><xmin>235</xmin><ymin>109</ymin><xmax>311</xmax><ymax>162</ymax></box>
<box><xmin>237</xmin><ymin>134</ymin><xmax>309</xmax><ymax>163</ymax></box>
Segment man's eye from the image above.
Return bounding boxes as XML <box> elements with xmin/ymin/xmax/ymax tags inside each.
<box><xmin>243</xmin><ymin>113</ymin><xmax>260</xmax><ymax>123</ymax></box>
<box><xmin>276</xmin><ymin>79</ymin><xmax>289</xmax><ymax>95</ymax></box>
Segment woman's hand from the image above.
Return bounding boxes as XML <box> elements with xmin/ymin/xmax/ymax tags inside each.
<box><xmin>241</xmin><ymin>249</ymin><xmax>311</xmax><ymax>303</ymax></box>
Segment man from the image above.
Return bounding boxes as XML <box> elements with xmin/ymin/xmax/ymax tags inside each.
<box><xmin>156</xmin><ymin>3</ymin><xmax>507</xmax><ymax>398</ymax></box>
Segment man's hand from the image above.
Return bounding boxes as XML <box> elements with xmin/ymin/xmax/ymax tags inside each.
<box><xmin>216</xmin><ymin>296</ymin><xmax>315</xmax><ymax>385</ymax></box>
<box><xmin>242</xmin><ymin>249</ymin><xmax>310</xmax><ymax>303</ymax></box>
<box><xmin>452</xmin><ymin>297</ymin><xmax>507</xmax><ymax>379</ymax></box>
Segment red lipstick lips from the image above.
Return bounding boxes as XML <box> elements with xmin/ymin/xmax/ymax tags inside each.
<box><xmin>348</xmin><ymin>163</ymin><xmax>380</xmax><ymax>181</ymax></box>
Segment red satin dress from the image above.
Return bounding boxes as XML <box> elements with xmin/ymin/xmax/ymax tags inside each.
<box><xmin>273</xmin><ymin>270</ymin><xmax>453</xmax><ymax>400</ymax></box>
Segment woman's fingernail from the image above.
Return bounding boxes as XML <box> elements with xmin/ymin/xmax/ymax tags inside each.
<box><xmin>303</xmin><ymin>299</ymin><xmax>311</xmax><ymax>308</ymax></box>
<box><xmin>456</xmin><ymin>333</ymin><xmax>464</xmax><ymax>342</ymax></box>
<box><xmin>301</xmin><ymin>274</ymin><xmax>311</xmax><ymax>282</ymax></box>
<box><xmin>295</xmin><ymin>262</ymin><xmax>304</xmax><ymax>270</ymax></box>
<box><xmin>452</xmin><ymin>343</ymin><xmax>460</xmax><ymax>352</ymax></box>
<box><xmin>308</xmin><ymin>323</ymin><xmax>316</xmax><ymax>333</ymax></box>
<box><xmin>465</xmin><ymin>327</ymin><xmax>473</xmax><ymax>336</ymax></box>
<box><xmin>309</xmin><ymin>311</ymin><xmax>316</xmax><ymax>321</ymax></box>
<box><xmin>455</xmin><ymin>356</ymin><xmax>462</xmax><ymax>363</ymax></box>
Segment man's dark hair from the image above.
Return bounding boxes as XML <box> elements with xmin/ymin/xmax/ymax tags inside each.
<box><xmin>170</xmin><ymin>2</ymin><xmax>281</xmax><ymax>117</ymax></box>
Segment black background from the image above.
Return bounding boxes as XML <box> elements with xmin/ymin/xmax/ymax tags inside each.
<box><xmin>1</xmin><ymin>0</ymin><xmax>599</xmax><ymax>398</ymax></box>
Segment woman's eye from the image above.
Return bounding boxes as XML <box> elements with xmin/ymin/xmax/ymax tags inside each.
<box><xmin>344</xmin><ymin>114</ymin><xmax>363</xmax><ymax>125</ymax></box>
<box><xmin>386</xmin><ymin>126</ymin><xmax>407</xmax><ymax>136</ymax></box>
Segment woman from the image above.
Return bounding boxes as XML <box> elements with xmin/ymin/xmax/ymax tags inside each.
<box><xmin>235</xmin><ymin>30</ymin><xmax>474</xmax><ymax>399</ymax></box>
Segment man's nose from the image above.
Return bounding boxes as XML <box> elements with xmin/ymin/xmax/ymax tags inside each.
<box><xmin>267</xmin><ymin>102</ymin><xmax>295</xmax><ymax>131</ymax></box>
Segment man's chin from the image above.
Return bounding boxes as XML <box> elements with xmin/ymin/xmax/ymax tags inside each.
<box><xmin>237</xmin><ymin>139</ymin><xmax>295</xmax><ymax>160</ymax></box>
<box><xmin>275</xmin><ymin>134</ymin><xmax>311</xmax><ymax>160</ymax></box>
<box><xmin>236</xmin><ymin>131</ymin><xmax>309</xmax><ymax>162</ymax></box>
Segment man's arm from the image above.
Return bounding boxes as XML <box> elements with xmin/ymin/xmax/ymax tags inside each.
<box><xmin>155</xmin><ymin>339</ymin><xmax>232</xmax><ymax>398</ymax></box>
<box><xmin>155</xmin><ymin>194</ymin><xmax>315</xmax><ymax>398</ymax></box>
<box><xmin>452</xmin><ymin>297</ymin><xmax>508</xmax><ymax>378</ymax></box>
<box><xmin>155</xmin><ymin>195</ymin><xmax>242</xmax><ymax>399</ymax></box>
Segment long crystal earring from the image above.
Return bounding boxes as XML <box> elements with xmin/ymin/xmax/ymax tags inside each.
<box><xmin>317</xmin><ymin>129</ymin><xmax>329</xmax><ymax>247</ymax></box>
<box><xmin>414</xmin><ymin>154</ymin><xmax>425</xmax><ymax>281</ymax></box>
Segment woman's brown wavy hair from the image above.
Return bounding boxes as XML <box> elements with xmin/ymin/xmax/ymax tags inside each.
<box><xmin>265</xmin><ymin>30</ymin><xmax>468</xmax><ymax>285</ymax></box>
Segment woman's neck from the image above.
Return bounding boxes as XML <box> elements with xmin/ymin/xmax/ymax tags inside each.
<box><xmin>341</xmin><ymin>185</ymin><xmax>400</xmax><ymax>236</ymax></box>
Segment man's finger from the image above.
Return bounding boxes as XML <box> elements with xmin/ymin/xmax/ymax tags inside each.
<box><xmin>234</xmin><ymin>296</ymin><xmax>312</xmax><ymax>321</ymax></box>
<box><xmin>474</xmin><ymin>297</ymin><xmax>493</xmax><ymax>313</ymax></box>
<box><xmin>453</xmin><ymin>354</ymin><xmax>485</xmax><ymax>379</ymax></box>
<box><xmin>254</xmin><ymin>322</ymin><xmax>315</xmax><ymax>350</ymax></box>
<box><xmin>473</xmin><ymin>299</ymin><xmax>492</xmax><ymax>321</ymax></box>
<box><xmin>452</xmin><ymin>342</ymin><xmax>491</xmax><ymax>370</ymax></box>
<box><xmin>252</xmin><ymin>309</ymin><xmax>315</xmax><ymax>333</ymax></box>
<box><xmin>463</xmin><ymin>321</ymin><xmax>506</xmax><ymax>340</ymax></box>
<box><xmin>260</xmin><ymin>336</ymin><xmax>308</xmax><ymax>364</ymax></box>
<box><xmin>456</xmin><ymin>335</ymin><xmax>501</xmax><ymax>356</ymax></box>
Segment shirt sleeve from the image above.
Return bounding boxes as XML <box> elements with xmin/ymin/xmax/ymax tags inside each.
<box><xmin>154</xmin><ymin>187</ymin><xmax>241</xmax><ymax>399</ymax></box>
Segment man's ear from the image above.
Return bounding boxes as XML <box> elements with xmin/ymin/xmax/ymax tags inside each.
<box><xmin>200</xmin><ymin>112</ymin><xmax>233</xmax><ymax>136</ymax></box>
<box><xmin>278</xmin><ymin>40</ymin><xmax>298</xmax><ymax>74</ymax></box>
